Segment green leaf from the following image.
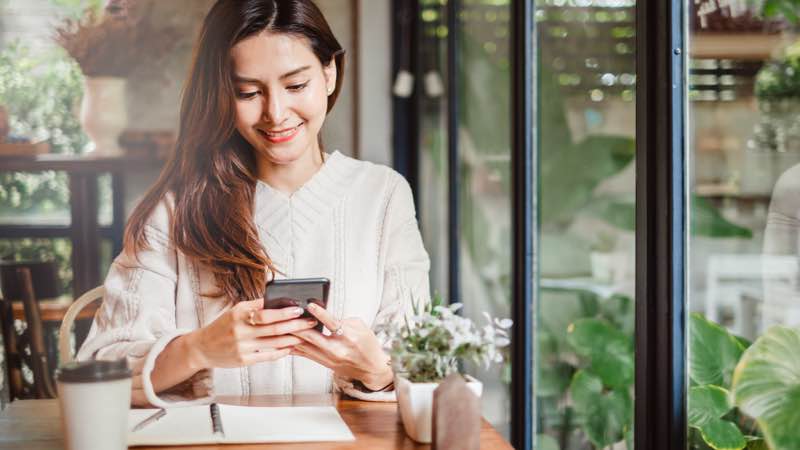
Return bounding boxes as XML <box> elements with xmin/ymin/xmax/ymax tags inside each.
<box><xmin>569</xmin><ymin>370</ymin><xmax>631</xmax><ymax>448</ymax></box>
<box><xmin>689</xmin><ymin>385</ymin><xmax>733</xmax><ymax>427</ymax></box>
<box><xmin>694</xmin><ymin>417</ymin><xmax>747</xmax><ymax>450</ymax></box>
<box><xmin>598</xmin><ymin>294</ymin><xmax>635</xmax><ymax>336</ymax></box>
<box><xmin>566</xmin><ymin>318</ymin><xmax>634</xmax><ymax>388</ymax></box>
<box><xmin>535</xmin><ymin>434</ymin><xmax>560</xmax><ymax>450</ymax></box>
<box><xmin>733</xmin><ymin>326</ymin><xmax>800</xmax><ymax>450</ymax></box>
<box><xmin>746</xmin><ymin>437</ymin><xmax>769</xmax><ymax>450</ymax></box>
<box><xmin>585</xmin><ymin>197</ymin><xmax>636</xmax><ymax>231</ymax></box>
<box><xmin>689</xmin><ymin>313</ymin><xmax>746</xmax><ymax>387</ymax></box>
<box><xmin>540</xmin><ymin>132</ymin><xmax>635</xmax><ymax>228</ymax></box>
<box><xmin>537</xmin><ymin>362</ymin><xmax>573</xmax><ymax>398</ymax></box>
<box><xmin>692</xmin><ymin>196</ymin><xmax>753</xmax><ymax>239</ymax></box>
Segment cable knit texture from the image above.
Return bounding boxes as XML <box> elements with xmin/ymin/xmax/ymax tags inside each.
<box><xmin>77</xmin><ymin>151</ymin><xmax>431</xmax><ymax>407</ymax></box>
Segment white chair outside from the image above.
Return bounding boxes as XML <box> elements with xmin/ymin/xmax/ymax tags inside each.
<box><xmin>58</xmin><ymin>286</ymin><xmax>104</xmax><ymax>364</ymax></box>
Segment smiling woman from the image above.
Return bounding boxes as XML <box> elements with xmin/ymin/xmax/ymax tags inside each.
<box><xmin>75</xmin><ymin>0</ymin><xmax>431</xmax><ymax>408</ymax></box>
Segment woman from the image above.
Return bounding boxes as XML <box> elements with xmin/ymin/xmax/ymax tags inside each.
<box><xmin>78</xmin><ymin>0</ymin><xmax>430</xmax><ymax>407</ymax></box>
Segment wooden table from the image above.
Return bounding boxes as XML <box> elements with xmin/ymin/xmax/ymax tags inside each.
<box><xmin>0</xmin><ymin>394</ymin><xmax>513</xmax><ymax>449</ymax></box>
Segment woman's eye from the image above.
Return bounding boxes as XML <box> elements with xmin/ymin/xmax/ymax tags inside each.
<box><xmin>287</xmin><ymin>82</ymin><xmax>309</xmax><ymax>91</ymax></box>
<box><xmin>237</xmin><ymin>91</ymin><xmax>259</xmax><ymax>100</ymax></box>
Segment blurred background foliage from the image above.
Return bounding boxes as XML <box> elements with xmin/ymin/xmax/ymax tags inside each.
<box><xmin>0</xmin><ymin>1</ymin><xmax>93</xmax><ymax>293</ymax></box>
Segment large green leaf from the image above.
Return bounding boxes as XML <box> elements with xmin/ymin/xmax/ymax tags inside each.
<box><xmin>689</xmin><ymin>385</ymin><xmax>732</xmax><ymax>426</ymax></box>
<box><xmin>692</xmin><ymin>196</ymin><xmax>753</xmax><ymax>239</ymax></box>
<box><xmin>535</xmin><ymin>434</ymin><xmax>560</xmax><ymax>450</ymax></box>
<box><xmin>695</xmin><ymin>418</ymin><xmax>747</xmax><ymax>450</ymax></box>
<box><xmin>541</xmin><ymin>135</ymin><xmax>635</xmax><ymax>228</ymax></box>
<box><xmin>732</xmin><ymin>326</ymin><xmax>800</xmax><ymax>450</ymax></box>
<box><xmin>537</xmin><ymin>362</ymin><xmax>573</xmax><ymax>398</ymax></box>
<box><xmin>587</xmin><ymin>194</ymin><xmax>754</xmax><ymax>238</ymax></box>
<box><xmin>566</xmin><ymin>318</ymin><xmax>634</xmax><ymax>388</ymax></box>
<box><xmin>689</xmin><ymin>385</ymin><xmax>745</xmax><ymax>450</ymax></box>
<box><xmin>569</xmin><ymin>370</ymin><xmax>631</xmax><ymax>448</ymax></box>
<box><xmin>689</xmin><ymin>313</ymin><xmax>746</xmax><ymax>387</ymax></box>
<box><xmin>746</xmin><ymin>438</ymin><xmax>769</xmax><ymax>450</ymax></box>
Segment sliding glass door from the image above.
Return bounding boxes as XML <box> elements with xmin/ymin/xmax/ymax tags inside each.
<box><xmin>534</xmin><ymin>1</ymin><xmax>637</xmax><ymax>449</ymax></box>
<box><xmin>403</xmin><ymin>0</ymin><xmax>800</xmax><ymax>448</ymax></box>
<box><xmin>686</xmin><ymin>2</ymin><xmax>800</xmax><ymax>450</ymax></box>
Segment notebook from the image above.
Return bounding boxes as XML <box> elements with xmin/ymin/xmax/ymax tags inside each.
<box><xmin>128</xmin><ymin>403</ymin><xmax>355</xmax><ymax>446</ymax></box>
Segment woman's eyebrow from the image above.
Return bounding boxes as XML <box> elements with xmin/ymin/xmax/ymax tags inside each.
<box><xmin>232</xmin><ymin>66</ymin><xmax>312</xmax><ymax>84</ymax></box>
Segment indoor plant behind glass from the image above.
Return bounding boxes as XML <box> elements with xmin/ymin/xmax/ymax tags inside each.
<box><xmin>54</xmin><ymin>2</ymin><xmax>178</xmax><ymax>156</ymax></box>
<box><xmin>380</xmin><ymin>296</ymin><xmax>511</xmax><ymax>443</ymax></box>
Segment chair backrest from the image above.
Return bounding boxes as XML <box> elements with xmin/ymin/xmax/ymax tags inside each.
<box><xmin>58</xmin><ymin>286</ymin><xmax>104</xmax><ymax>364</ymax></box>
<box><xmin>0</xmin><ymin>267</ymin><xmax>56</xmax><ymax>400</ymax></box>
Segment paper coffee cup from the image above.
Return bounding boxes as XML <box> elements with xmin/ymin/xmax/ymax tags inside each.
<box><xmin>56</xmin><ymin>359</ymin><xmax>132</xmax><ymax>450</ymax></box>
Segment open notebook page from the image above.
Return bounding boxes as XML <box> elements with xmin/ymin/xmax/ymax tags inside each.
<box><xmin>128</xmin><ymin>404</ymin><xmax>354</xmax><ymax>446</ymax></box>
<box><xmin>218</xmin><ymin>404</ymin><xmax>355</xmax><ymax>443</ymax></box>
<box><xmin>129</xmin><ymin>406</ymin><xmax>218</xmax><ymax>446</ymax></box>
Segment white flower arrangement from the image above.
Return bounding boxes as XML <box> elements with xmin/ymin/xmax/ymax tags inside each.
<box><xmin>380</xmin><ymin>296</ymin><xmax>512</xmax><ymax>383</ymax></box>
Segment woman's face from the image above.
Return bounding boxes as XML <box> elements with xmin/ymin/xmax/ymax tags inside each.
<box><xmin>230</xmin><ymin>32</ymin><xmax>336</xmax><ymax>166</ymax></box>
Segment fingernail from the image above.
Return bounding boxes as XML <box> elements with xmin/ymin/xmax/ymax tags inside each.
<box><xmin>307</xmin><ymin>303</ymin><xmax>317</xmax><ymax>310</ymax></box>
<box><xmin>292</xmin><ymin>307</ymin><xmax>304</xmax><ymax>315</ymax></box>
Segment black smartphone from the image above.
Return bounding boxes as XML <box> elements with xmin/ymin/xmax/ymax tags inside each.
<box><xmin>264</xmin><ymin>277</ymin><xmax>330</xmax><ymax>332</ymax></box>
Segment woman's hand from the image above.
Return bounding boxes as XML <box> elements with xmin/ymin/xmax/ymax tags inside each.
<box><xmin>290</xmin><ymin>303</ymin><xmax>393</xmax><ymax>391</ymax></box>
<box><xmin>186</xmin><ymin>298</ymin><xmax>319</xmax><ymax>369</ymax></box>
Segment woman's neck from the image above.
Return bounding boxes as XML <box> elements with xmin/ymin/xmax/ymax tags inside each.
<box><xmin>256</xmin><ymin>148</ymin><xmax>325</xmax><ymax>194</ymax></box>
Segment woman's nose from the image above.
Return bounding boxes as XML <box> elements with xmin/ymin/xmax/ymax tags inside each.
<box><xmin>263</xmin><ymin>93</ymin><xmax>287</xmax><ymax>125</ymax></box>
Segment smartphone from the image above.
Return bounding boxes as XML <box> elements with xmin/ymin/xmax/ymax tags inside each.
<box><xmin>264</xmin><ymin>277</ymin><xmax>330</xmax><ymax>332</ymax></box>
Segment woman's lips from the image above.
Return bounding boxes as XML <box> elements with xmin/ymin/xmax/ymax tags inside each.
<box><xmin>258</xmin><ymin>123</ymin><xmax>302</xmax><ymax>144</ymax></box>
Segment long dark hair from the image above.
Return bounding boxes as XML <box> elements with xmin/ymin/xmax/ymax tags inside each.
<box><xmin>123</xmin><ymin>0</ymin><xmax>345</xmax><ymax>301</ymax></box>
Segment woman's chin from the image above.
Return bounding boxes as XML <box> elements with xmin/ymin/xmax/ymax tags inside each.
<box><xmin>258</xmin><ymin>145</ymin><xmax>311</xmax><ymax>166</ymax></box>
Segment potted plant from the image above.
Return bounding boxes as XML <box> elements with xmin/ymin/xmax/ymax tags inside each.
<box><xmin>54</xmin><ymin>2</ymin><xmax>178</xmax><ymax>155</ymax></box>
<box><xmin>380</xmin><ymin>297</ymin><xmax>512</xmax><ymax>443</ymax></box>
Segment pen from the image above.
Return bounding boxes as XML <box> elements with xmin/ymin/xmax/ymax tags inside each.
<box><xmin>131</xmin><ymin>408</ymin><xmax>167</xmax><ymax>432</ymax></box>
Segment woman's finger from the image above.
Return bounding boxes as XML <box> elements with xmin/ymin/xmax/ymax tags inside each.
<box><xmin>252</xmin><ymin>317</ymin><xmax>318</xmax><ymax>337</ymax></box>
<box><xmin>291</xmin><ymin>328</ymin><xmax>331</xmax><ymax>347</ymax></box>
<box><xmin>305</xmin><ymin>303</ymin><xmax>340</xmax><ymax>334</ymax></box>
<box><xmin>254</xmin><ymin>306</ymin><xmax>305</xmax><ymax>325</ymax></box>
<box><xmin>259</xmin><ymin>334</ymin><xmax>303</xmax><ymax>349</ymax></box>
<box><xmin>242</xmin><ymin>347</ymin><xmax>291</xmax><ymax>365</ymax></box>
<box><xmin>240</xmin><ymin>335</ymin><xmax>303</xmax><ymax>353</ymax></box>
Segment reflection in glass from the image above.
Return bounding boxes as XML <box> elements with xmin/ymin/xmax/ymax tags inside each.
<box><xmin>536</xmin><ymin>1</ymin><xmax>636</xmax><ymax>449</ymax></box>
<box><xmin>456</xmin><ymin>0</ymin><xmax>513</xmax><ymax>437</ymax></box>
<box><xmin>688</xmin><ymin>2</ymin><xmax>800</xmax><ymax>449</ymax></box>
<box><xmin>418</xmin><ymin>0</ymin><xmax>450</xmax><ymax>299</ymax></box>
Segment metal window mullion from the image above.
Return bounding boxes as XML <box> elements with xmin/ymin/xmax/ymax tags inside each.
<box><xmin>511</xmin><ymin>0</ymin><xmax>534</xmax><ymax>448</ymax></box>
<box><xmin>634</xmin><ymin>0</ymin><xmax>687</xmax><ymax>448</ymax></box>
<box><xmin>446</xmin><ymin>0</ymin><xmax>460</xmax><ymax>304</ymax></box>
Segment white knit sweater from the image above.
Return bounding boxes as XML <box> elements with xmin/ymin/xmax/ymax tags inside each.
<box><xmin>77</xmin><ymin>151</ymin><xmax>431</xmax><ymax>407</ymax></box>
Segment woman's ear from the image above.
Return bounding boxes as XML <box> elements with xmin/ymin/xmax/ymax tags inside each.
<box><xmin>323</xmin><ymin>58</ymin><xmax>338</xmax><ymax>95</ymax></box>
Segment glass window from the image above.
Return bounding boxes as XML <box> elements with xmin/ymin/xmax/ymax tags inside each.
<box><xmin>418</xmin><ymin>0</ymin><xmax>450</xmax><ymax>298</ymax></box>
<box><xmin>535</xmin><ymin>1</ymin><xmax>636</xmax><ymax>449</ymax></box>
<box><xmin>457</xmin><ymin>0</ymin><xmax>513</xmax><ymax>437</ymax></box>
<box><xmin>686</xmin><ymin>2</ymin><xmax>800</xmax><ymax>449</ymax></box>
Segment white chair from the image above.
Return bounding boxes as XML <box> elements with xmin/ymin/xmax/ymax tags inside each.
<box><xmin>58</xmin><ymin>286</ymin><xmax>104</xmax><ymax>364</ymax></box>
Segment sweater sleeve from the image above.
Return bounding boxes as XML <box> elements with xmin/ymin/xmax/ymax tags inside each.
<box><xmin>762</xmin><ymin>165</ymin><xmax>800</xmax><ymax>326</ymax></box>
<box><xmin>76</xmin><ymin>200</ymin><xmax>213</xmax><ymax>408</ymax></box>
<box><xmin>337</xmin><ymin>173</ymin><xmax>431</xmax><ymax>402</ymax></box>
<box><xmin>374</xmin><ymin>174</ymin><xmax>432</xmax><ymax>325</ymax></box>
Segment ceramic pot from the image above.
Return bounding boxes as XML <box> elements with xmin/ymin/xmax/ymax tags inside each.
<box><xmin>80</xmin><ymin>77</ymin><xmax>127</xmax><ymax>156</ymax></box>
<box><xmin>395</xmin><ymin>374</ymin><xmax>483</xmax><ymax>444</ymax></box>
